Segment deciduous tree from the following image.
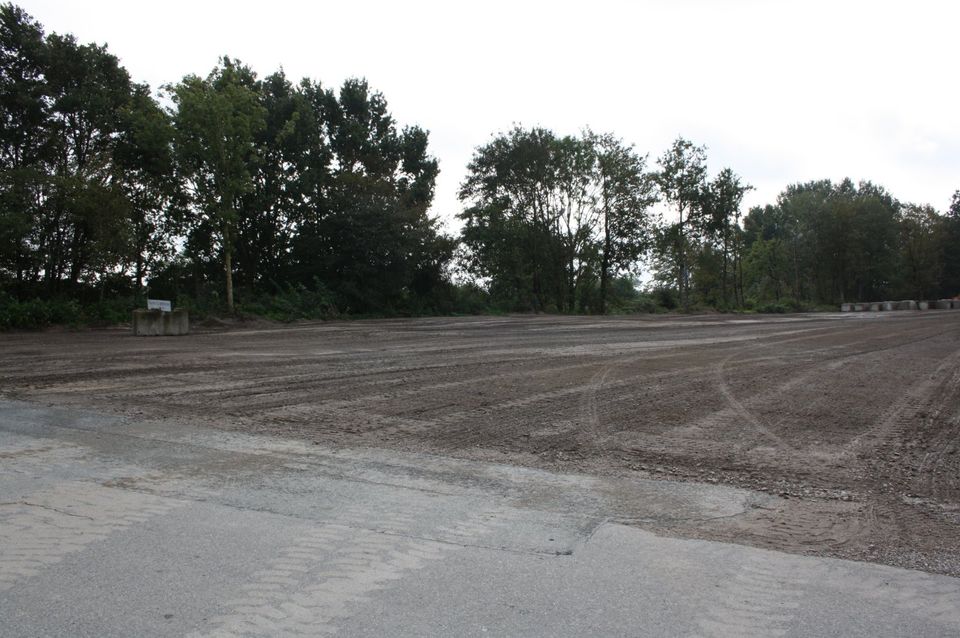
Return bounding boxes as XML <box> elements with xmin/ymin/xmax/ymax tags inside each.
<box><xmin>169</xmin><ymin>58</ymin><xmax>265</xmax><ymax>312</ymax></box>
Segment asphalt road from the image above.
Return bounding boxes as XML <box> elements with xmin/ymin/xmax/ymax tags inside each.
<box><xmin>1</xmin><ymin>399</ymin><xmax>958</xmax><ymax>637</ymax></box>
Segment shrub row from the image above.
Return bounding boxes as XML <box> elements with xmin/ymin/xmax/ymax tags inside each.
<box><xmin>0</xmin><ymin>295</ymin><xmax>134</xmax><ymax>330</ymax></box>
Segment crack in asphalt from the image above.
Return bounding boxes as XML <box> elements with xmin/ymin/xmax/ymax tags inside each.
<box><xmin>0</xmin><ymin>500</ymin><xmax>95</xmax><ymax>519</ymax></box>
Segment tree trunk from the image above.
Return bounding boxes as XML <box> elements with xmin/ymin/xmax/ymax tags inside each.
<box><xmin>135</xmin><ymin>251</ymin><xmax>144</xmax><ymax>300</ymax></box>
<box><xmin>793</xmin><ymin>245</ymin><xmax>801</xmax><ymax>302</ymax></box>
<box><xmin>736</xmin><ymin>241</ymin><xmax>745</xmax><ymax>308</ymax></box>
<box><xmin>225</xmin><ymin>248</ymin><xmax>234</xmax><ymax>313</ymax></box>
<box><xmin>599</xmin><ymin>188</ymin><xmax>611</xmax><ymax>315</ymax></box>
<box><xmin>721</xmin><ymin>229</ymin><xmax>729</xmax><ymax>308</ymax></box>
<box><xmin>600</xmin><ymin>253</ymin><xmax>610</xmax><ymax>315</ymax></box>
<box><xmin>678</xmin><ymin>203</ymin><xmax>688</xmax><ymax>312</ymax></box>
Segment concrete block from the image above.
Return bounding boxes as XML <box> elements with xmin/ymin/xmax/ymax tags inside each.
<box><xmin>918</xmin><ymin>301</ymin><xmax>929</xmax><ymax>310</ymax></box>
<box><xmin>953</xmin><ymin>300</ymin><xmax>960</xmax><ymax>309</ymax></box>
<box><xmin>869</xmin><ymin>303</ymin><xmax>881</xmax><ymax>311</ymax></box>
<box><xmin>881</xmin><ymin>301</ymin><xmax>895</xmax><ymax>311</ymax></box>
<box><xmin>133</xmin><ymin>308</ymin><xmax>189</xmax><ymax>336</ymax></box>
<box><xmin>898</xmin><ymin>300</ymin><xmax>917</xmax><ymax>310</ymax></box>
<box><xmin>840</xmin><ymin>303</ymin><xmax>853</xmax><ymax>312</ymax></box>
<box><xmin>853</xmin><ymin>303</ymin><xmax>867</xmax><ymax>312</ymax></box>
<box><xmin>164</xmin><ymin>309</ymin><xmax>190</xmax><ymax>335</ymax></box>
<box><xmin>934</xmin><ymin>299</ymin><xmax>952</xmax><ymax>310</ymax></box>
<box><xmin>133</xmin><ymin>309</ymin><xmax>161</xmax><ymax>336</ymax></box>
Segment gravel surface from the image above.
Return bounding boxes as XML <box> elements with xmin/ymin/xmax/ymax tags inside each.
<box><xmin>1</xmin><ymin>311</ymin><xmax>958</xmax><ymax>575</ymax></box>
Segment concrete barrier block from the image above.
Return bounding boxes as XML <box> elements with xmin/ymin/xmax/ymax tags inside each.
<box><xmin>918</xmin><ymin>301</ymin><xmax>929</xmax><ymax>310</ymax></box>
<box><xmin>853</xmin><ymin>303</ymin><xmax>867</xmax><ymax>311</ymax></box>
<box><xmin>898</xmin><ymin>300</ymin><xmax>917</xmax><ymax>310</ymax></box>
<box><xmin>133</xmin><ymin>308</ymin><xmax>189</xmax><ymax>336</ymax></box>
<box><xmin>163</xmin><ymin>309</ymin><xmax>190</xmax><ymax>335</ymax></box>
<box><xmin>840</xmin><ymin>303</ymin><xmax>853</xmax><ymax>312</ymax></box>
<box><xmin>869</xmin><ymin>303</ymin><xmax>881</xmax><ymax>311</ymax></box>
<box><xmin>133</xmin><ymin>309</ymin><xmax>161</xmax><ymax>336</ymax></box>
<box><xmin>953</xmin><ymin>300</ymin><xmax>960</xmax><ymax>309</ymax></box>
<box><xmin>881</xmin><ymin>301</ymin><xmax>895</xmax><ymax>311</ymax></box>
<box><xmin>934</xmin><ymin>299</ymin><xmax>952</xmax><ymax>310</ymax></box>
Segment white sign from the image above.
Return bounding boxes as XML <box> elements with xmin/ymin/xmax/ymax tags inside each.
<box><xmin>147</xmin><ymin>299</ymin><xmax>172</xmax><ymax>312</ymax></box>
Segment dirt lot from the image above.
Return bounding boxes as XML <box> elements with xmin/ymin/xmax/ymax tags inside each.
<box><xmin>1</xmin><ymin>312</ymin><xmax>958</xmax><ymax>575</ymax></box>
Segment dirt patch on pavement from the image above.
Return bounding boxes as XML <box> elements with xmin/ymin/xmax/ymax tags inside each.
<box><xmin>1</xmin><ymin>312</ymin><xmax>958</xmax><ymax>575</ymax></box>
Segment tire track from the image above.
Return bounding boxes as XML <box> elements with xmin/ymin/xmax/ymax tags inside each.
<box><xmin>0</xmin><ymin>481</ymin><xmax>184</xmax><ymax>592</ymax></box>
<box><xmin>909</xmin><ymin>361</ymin><xmax>960</xmax><ymax>505</ymax></box>
<box><xmin>694</xmin><ymin>552</ymin><xmax>807</xmax><ymax>637</ymax></box>
<box><xmin>849</xmin><ymin>347</ymin><xmax>960</xmax><ymax>454</ymax></box>
<box><xmin>438</xmin><ymin>322</ymin><xmax>947</xmax><ymax>450</ymax></box>
<box><xmin>707</xmin><ymin>322</ymin><xmax>957</xmax><ymax>455</ymax></box>
<box><xmin>191</xmin><ymin>503</ymin><xmax>514</xmax><ymax>637</ymax></box>
<box><xmin>824</xmin><ymin>563</ymin><xmax>960</xmax><ymax>626</ymax></box>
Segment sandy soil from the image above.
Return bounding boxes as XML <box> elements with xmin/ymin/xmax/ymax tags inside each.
<box><xmin>1</xmin><ymin>311</ymin><xmax>958</xmax><ymax>575</ymax></box>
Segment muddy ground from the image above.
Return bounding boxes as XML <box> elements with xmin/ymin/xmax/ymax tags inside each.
<box><xmin>1</xmin><ymin>312</ymin><xmax>958</xmax><ymax>575</ymax></box>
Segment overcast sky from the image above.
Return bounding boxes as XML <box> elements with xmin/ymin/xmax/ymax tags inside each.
<box><xmin>19</xmin><ymin>0</ymin><xmax>960</xmax><ymax>231</ymax></box>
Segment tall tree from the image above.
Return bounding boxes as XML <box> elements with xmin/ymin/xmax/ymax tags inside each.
<box><xmin>593</xmin><ymin>133</ymin><xmax>657</xmax><ymax>313</ymax></box>
<box><xmin>169</xmin><ymin>58</ymin><xmax>265</xmax><ymax>312</ymax></box>
<box><xmin>235</xmin><ymin>71</ymin><xmax>325</xmax><ymax>290</ymax></box>
<box><xmin>39</xmin><ymin>28</ymin><xmax>137</xmax><ymax>294</ymax></box>
<box><xmin>115</xmin><ymin>83</ymin><xmax>175</xmax><ymax>296</ymax></box>
<box><xmin>0</xmin><ymin>3</ymin><xmax>47</xmax><ymax>291</ymax></box>
<box><xmin>655</xmin><ymin>137</ymin><xmax>707</xmax><ymax>310</ymax></box>
<box><xmin>459</xmin><ymin>127</ymin><xmax>568</xmax><ymax>311</ymax></box>
<box><xmin>460</xmin><ymin>127</ymin><xmax>658</xmax><ymax>313</ymax></box>
<box><xmin>940</xmin><ymin>191</ymin><xmax>960</xmax><ymax>298</ymax></box>
<box><xmin>897</xmin><ymin>204</ymin><xmax>943</xmax><ymax>300</ymax></box>
<box><xmin>702</xmin><ymin>168</ymin><xmax>751</xmax><ymax>307</ymax></box>
<box><xmin>318</xmin><ymin>78</ymin><xmax>445</xmax><ymax>312</ymax></box>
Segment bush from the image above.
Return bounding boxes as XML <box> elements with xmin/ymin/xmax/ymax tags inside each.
<box><xmin>80</xmin><ymin>298</ymin><xmax>134</xmax><ymax>326</ymax></box>
<box><xmin>0</xmin><ymin>293</ymin><xmax>138</xmax><ymax>330</ymax></box>
<box><xmin>755</xmin><ymin>302</ymin><xmax>788</xmax><ymax>314</ymax></box>
<box><xmin>754</xmin><ymin>298</ymin><xmax>805</xmax><ymax>314</ymax></box>
<box><xmin>236</xmin><ymin>283</ymin><xmax>338</xmax><ymax>322</ymax></box>
<box><xmin>653</xmin><ymin>287</ymin><xmax>679</xmax><ymax>310</ymax></box>
<box><xmin>610</xmin><ymin>292</ymin><xmax>661</xmax><ymax>314</ymax></box>
<box><xmin>0</xmin><ymin>297</ymin><xmax>50</xmax><ymax>329</ymax></box>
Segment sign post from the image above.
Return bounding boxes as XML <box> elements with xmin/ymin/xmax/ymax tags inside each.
<box><xmin>147</xmin><ymin>299</ymin><xmax>172</xmax><ymax>312</ymax></box>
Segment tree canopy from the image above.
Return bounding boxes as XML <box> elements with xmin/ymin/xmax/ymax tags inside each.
<box><xmin>0</xmin><ymin>3</ymin><xmax>957</xmax><ymax>328</ymax></box>
<box><xmin>0</xmin><ymin>4</ymin><xmax>455</xmax><ymax>321</ymax></box>
<box><xmin>458</xmin><ymin>127</ymin><xmax>656</xmax><ymax>313</ymax></box>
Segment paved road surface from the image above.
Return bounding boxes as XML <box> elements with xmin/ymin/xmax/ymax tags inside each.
<box><xmin>1</xmin><ymin>399</ymin><xmax>958</xmax><ymax>637</ymax></box>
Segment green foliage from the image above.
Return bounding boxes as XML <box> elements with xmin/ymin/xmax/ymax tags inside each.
<box><xmin>0</xmin><ymin>5</ymin><xmax>454</xmax><ymax>325</ymax></box>
<box><xmin>654</xmin><ymin>137</ymin><xmax>709</xmax><ymax>310</ymax></box>
<box><xmin>738</xmin><ymin>179</ymin><xmax>910</xmax><ymax>306</ymax></box>
<box><xmin>755</xmin><ymin>301</ymin><xmax>788</xmax><ymax>314</ymax></box>
<box><xmin>652</xmin><ymin>286</ymin><xmax>680</xmax><ymax>311</ymax></box>
<box><xmin>593</xmin><ymin>132</ymin><xmax>658</xmax><ymax>313</ymax></box>
<box><xmin>601</xmin><ymin>279</ymin><xmax>659</xmax><ymax>314</ymax></box>
<box><xmin>940</xmin><ymin>191</ymin><xmax>960</xmax><ymax>297</ymax></box>
<box><xmin>169</xmin><ymin>58</ymin><xmax>266</xmax><ymax>312</ymax></box>
<box><xmin>0</xmin><ymin>3</ymin><xmax>174</xmax><ymax>301</ymax></box>
<box><xmin>458</xmin><ymin>127</ymin><xmax>656</xmax><ymax>314</ymax></box>
<box><xmin>897</xmin><ymin>204</ymin><xmax>944</xmax><ymax>299</ymax></box>
<box><xmin>1</xmin><ymin>4</ymin><xmax>958</xmax><ymax>327</ymax></box>
<box><xmin>236</xmin><ymin>283</ymin><xmax>337</xmax><ymax>322</ymax></box>
<box><xmin>0</xmin><ymin>292</ymin><xmax>133</xmax><ymax>329</ymax></box>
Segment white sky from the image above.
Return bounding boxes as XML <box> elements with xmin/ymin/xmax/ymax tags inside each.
<box><xmin>19</xmin><ymin>0</ymin><xmax>960</xmax><ymax>233</ymax></box>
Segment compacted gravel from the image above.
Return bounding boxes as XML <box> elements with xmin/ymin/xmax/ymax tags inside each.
<box><xmin>2</xmin><ymin>310</ymin><xmax>958</xmax><ymax>575</ymax></box>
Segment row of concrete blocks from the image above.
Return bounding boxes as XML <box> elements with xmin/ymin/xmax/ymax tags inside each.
<box><xmin>132</xmin><ymin>308</ymin><xmax>190</xmax><ymax>336</ymax></box>
<box><xmin>840</xmin><ymin>300</ymin><xmax>960</xmax><ymax>312</ymax></box>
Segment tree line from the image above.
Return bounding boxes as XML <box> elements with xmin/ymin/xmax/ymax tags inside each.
<box><xmin>0</xmin><ymin>4</ymin><xmax>452</xmax><ymax>322</ymax></box>
<box><xmin>460</xmin><ymin>130</ymin><xmax>959</xmax><ymax>313</ymax></box>
<box><xmin>1</xmin><ymin>4</ymin><xmax>957</xmax><ymax>327</ymax></box>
